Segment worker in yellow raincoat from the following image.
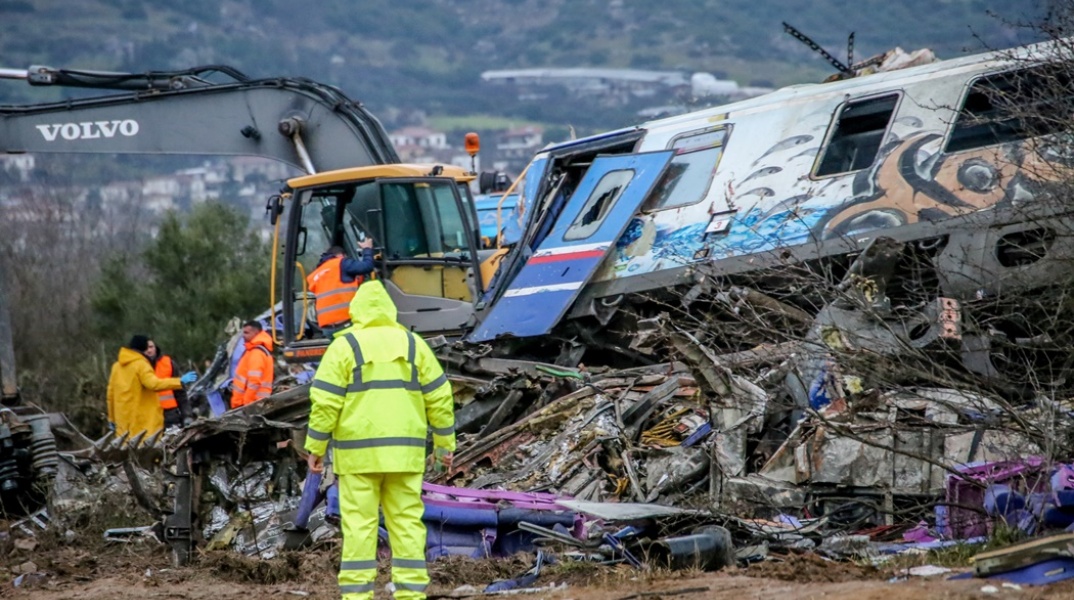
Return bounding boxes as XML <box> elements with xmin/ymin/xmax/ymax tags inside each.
<box><xmin>305</xmin><ymin>281</ymin><xmax>454</xmax><ymax>600</ymax></box>
<box><xmin>107</xmin><ymin>335</ymin><xmax>196</xmax><ymax>437</ymax></box>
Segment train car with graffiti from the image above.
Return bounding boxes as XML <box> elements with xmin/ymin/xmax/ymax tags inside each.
<box><xmin>471</xmin><ymin>38</ymin><xmax>1074</xmax><ymax>374</ymax></box>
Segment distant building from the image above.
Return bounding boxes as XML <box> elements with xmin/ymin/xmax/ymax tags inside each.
<box><xmin>1</xmin><ymin>154</ymin><xmax>35</xmax><ymax>182</ymax></box>
<box><xmin>99</xmin><ymin>181</ymin><xmax>140</xmax><ymax>206</ymax></box>
<box><xmin>389</xmin><ymin>126</ymin><xmax>449</xmax><ymax>151</ymax></box>
<box><xmin>142</xmin><ymin>175</ymin><xmax>181</xmax><ymax>212</ymax></box>
<box><xmin>482</xmin><ymin>68</ymin><xmax>690</xmax><ymax>99</ymax></box>
<box><xmin>482</xmin><ymin>67</ymin><xmax>764</xmax><ymax>107</ymax></box>
<box><xmin>229</xmin><ymin>156</ymin><xmax>296</xmax><ymax>184</ymax></box>
<box><xmin>497</xmin><ymin>126</ymin><xmax>544</xmax><ymax>163</ymax></box>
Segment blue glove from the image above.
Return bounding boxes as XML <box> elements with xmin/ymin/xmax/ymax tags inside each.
<box><xmin>180</xmin><ymin>371</ymin><xmax>198</xmax><ymax>385</ymax></box>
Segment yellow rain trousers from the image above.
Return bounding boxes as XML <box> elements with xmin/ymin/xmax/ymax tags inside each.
<box><xmin>338</xmin><ymin>472</ymin><xmax>427</xmax><ymax>599</ymax></box>
<box><xmin>305</xmin><ymin>280</ymin><xmax>455</xmax><ymax>600</ymax></box>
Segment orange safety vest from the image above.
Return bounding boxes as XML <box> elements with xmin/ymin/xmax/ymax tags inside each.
<box><xmin>306</xmin><ymin>255</ymin><xmax>363</xmax><ymax>328</ymax></box>
<box><xmin>155</xmin><ymin>355</ymin><xmax>177</xmax><ymax>410</ymax></box>
<box><xmin>232</xmin><ymin>331</ymin><xmax>274</xmax><ymax>408</ymax></box>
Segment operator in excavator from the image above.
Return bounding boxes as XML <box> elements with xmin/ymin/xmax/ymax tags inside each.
<box><xmin>306</xmin><ymin>237</ymin><xmax>376</xmax><ymax>338</ymax></box>
<box><xmin>305</xmin><ymin>280</ymin><xmax>455</xmax><ymax>600</ymax></box>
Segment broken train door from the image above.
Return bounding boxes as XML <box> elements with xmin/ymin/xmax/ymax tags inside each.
<box><xmin>469</xmin><ymin>151</ymin><xmax>673</xmax><ymax>342</ymax></box>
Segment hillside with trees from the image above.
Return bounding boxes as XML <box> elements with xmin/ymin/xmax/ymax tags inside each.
<box><xmin>0</xmin><ymin>0</ymin><xmax>1047</xmax><ymax>133</ymax></box>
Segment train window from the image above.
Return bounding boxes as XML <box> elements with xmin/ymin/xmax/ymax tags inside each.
<box><xmin>815</xmin><ymin>94</ymin><xmax>899</xmax><ymax>177</ymax></box>
<box><xmin>647</xmin><ymin>127</ymin><xmax>729</xmax><ymax>210</ymax></box>
<box><xmin>563</xmin><ymin>169</ymin><xmax>635</xmax><ymax>241</ymax></box>
<box><xmin>946</xmin><ymin>66</ymin><xmax>1073</xmax><ymax>153</ymax></box>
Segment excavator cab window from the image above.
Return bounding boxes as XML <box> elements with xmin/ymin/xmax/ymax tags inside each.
<box><xmin>381</xmin><ymin>182</ymin><xmax>432</xmax><ymax>259</ymax></box>
<box><xmin>371</xmin><ymin>179</ymin><xmax>480</xmax><ymax>303</ymax></box>
<box><xmin>282</xmin><ymin>177</ymin><xmax>482</xmax><ymax>348</ymax></box>
<box><xmin>297</xmin><ymin>191</ymin><xmax>340</xmax><ymax>266</ymax></box>
<box><xmin>342</xmin><ymin>181</ymin><xmax>382</xmax><ymax>252</ymax></box>
<box><xmin>374</xmin><ymin>181</ymin><xmax>471</xmax><ymax>260</ymax></box>
<box><xmin>295</xmin><ymin>189</ymin><xmax>346</xmax><ymax>266</ymax></box>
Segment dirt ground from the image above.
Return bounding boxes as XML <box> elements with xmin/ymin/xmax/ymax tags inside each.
<box><xmin>6</xmin><ymin>541</ymin><xmax>1074</xmax><ymax>599</ymax></box>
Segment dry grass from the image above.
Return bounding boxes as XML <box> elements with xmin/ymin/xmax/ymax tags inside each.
<box><xmin>428</xmin><ymin>553</ymin><xmax>534</xmax><ymax>587</ymax></box>
<box><xmin>205</xmin><ymin>551</ymin><xmax>306</xmax><ymax>584</ymax></box>
<box><xmin>739</xmin><ymin>550</ymin><xmax>884</xmax><ymax>583</ymax></box>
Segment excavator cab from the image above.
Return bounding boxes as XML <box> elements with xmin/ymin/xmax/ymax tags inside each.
<box><xmin>278</xmin><ymin>164</ymin><xmax>485</xmax><ymax>361</ymax></box>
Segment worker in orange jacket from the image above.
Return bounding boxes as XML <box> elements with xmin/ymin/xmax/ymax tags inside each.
<box><xmin>232</xmin><ymin>320</ymin><xmax>274</xmax><ymax>408</ymax></box>
<box><xmin>146</xmin><ymin>340</ymin><xmax>189</xmax><ymax>428</ymax></box>
<box><xmin>306</xmin><ymin>238</ymin><xmax>375</xmax><ymax>338</ymax></box>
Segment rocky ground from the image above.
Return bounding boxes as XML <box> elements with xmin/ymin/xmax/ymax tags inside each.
<box><xmin>6</xmin><ymin>539</ymin><xmax>1074</xmax><ymax>600</ymax></box>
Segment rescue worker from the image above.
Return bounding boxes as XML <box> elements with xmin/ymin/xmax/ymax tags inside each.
<box><xmin>146</xmin><ymin>340</ymin><xmax>189</xmax><ymax>428</ymax></box>
<box><xmin>232</xmin><ymin>320</ymin><xmax>275</xmax><ymax>408</ymax></box>
<box><xmin>305</xmin><ymin>281</ymin><xmax>454</xmax><ymax>600</ymax></box>
<box><xmin>107</xmin><ymin>335</ymin><xmax>196</xmax><ymax>437</ymax></box>
<box><xmin>306</xmin><ymin>238</ymin><xmax>375</xmax><ymax>337</ymax></box>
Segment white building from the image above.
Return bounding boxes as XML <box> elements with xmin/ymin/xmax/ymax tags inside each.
<box><xmin>1</xmin><ymin>154</ymin><xmax>35</xmax><ymax>182</ymax></box>
<box><xmin>497</xmin><ymin>126</ymin><xmax>544</xmax><ymax>161</ymax></box>
<box><xmin>389</xmin><ymin>127</ymin><xmax>449</xmax><ymax>151</ymax></box>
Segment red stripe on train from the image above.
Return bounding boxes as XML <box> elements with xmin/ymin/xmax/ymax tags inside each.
<box><xmin>527</xmin><ymin>249</ymin><xmax>607</xmax><ymax>264</ymax></box>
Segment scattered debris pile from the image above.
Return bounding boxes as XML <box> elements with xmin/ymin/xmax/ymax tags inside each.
<box><xmin>8</xmin><ymin>243</ymin><xmax>1074</xmax><ymax>589</ymax></box>
<box><xmin>433</xmin><ymin>346</ymin><xmax>1044</xmax><ymax>539</ymax></box>
<box><xmin>124</xmin><ymin>323</ymin><xmax>1066</xmax><ymax>578</ymax></box>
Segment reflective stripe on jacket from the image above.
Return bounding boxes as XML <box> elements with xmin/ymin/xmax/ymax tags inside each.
<box><xmin>306</xmin><ymin>256</ymin><xmax>363</xmax><ymax>328</ymax></box>
<box><xmin>305</xmin><ymin>280</ymin><xmax>455</xmax><ymax>475</ymax></box>
<box><xmin>232</xmin><ymin>331</ymin><xmax>274</xmax><ymax>408</ymax></box>
<box><xmin>155</xmin><ymin>355</ymin><xmax>177</xmax><ymax>409</ymax></box>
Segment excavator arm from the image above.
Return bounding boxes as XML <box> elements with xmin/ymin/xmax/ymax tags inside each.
<box><xmin>0</xmin><ymin>64</ymin><xmax>399</xmax><ymax>173</ymax></box>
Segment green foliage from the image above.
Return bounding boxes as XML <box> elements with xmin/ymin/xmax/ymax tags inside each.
<box><xmin>91</xmin><ymin>202</ymin><xmax>270</xmax><ymax>362</ymax></box>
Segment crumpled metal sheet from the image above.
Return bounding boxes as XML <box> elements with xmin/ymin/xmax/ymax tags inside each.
<box><xmin>944</xmin><ymin>430</ymin><xmax>1041</xmax><ymax>465</ymax></box>
<box><xmin>203</xmin><ymin>506</ymin><xmax>230</xmax><ymax>541</ymax></box>
<box><xmin>227</xmin><ymin>495</ymin><xmax>304</xmax><ymax>559</ymax></box>
<box><xmin>716</xmin><ymin>474</ymin><xmax>807</xmax><ymax>514</ymax></box>
<box><xmin>208</xmin><ymin>462</ymin><xmax>276</xmax><ymax>504</ymax></box>
<box><xmin>757</xmin><ymin>421</ymin><xmax>1039</xmax><ymax>497</ymax></box>
<box><xmin>233</xmin><ymin>463</ymin><xmax>275</xmax><ymax>502</ymax></box>
<box><xmin>644</xmin><ymin>446</ymin><xmax>710</xmax><ymax>502</ymax></box>
<box><xmin>883</xmin><ymin>387</ymin><xmax>1004</xmax><ymax>425</ymax></box>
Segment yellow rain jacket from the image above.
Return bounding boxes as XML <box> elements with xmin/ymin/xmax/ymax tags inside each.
<box><xmin>107</xmin><ymin>347</ymin><xmax>183</xmax><ymax>438</ymax></box>
<box><xmin>305</xmin><ymin>281</ymin><xmax>455</xmax><ymax>474</ymax></box>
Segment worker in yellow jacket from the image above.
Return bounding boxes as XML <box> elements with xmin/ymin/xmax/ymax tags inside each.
<box><xmin>305</xmin><ymin>281</ymin><xmax>454</xmax><ymax>600</ymax></box>
<box><xmin>107</xmin><ymin>335</ymin><xmax>197</xmax><ymax>438</ymax></box>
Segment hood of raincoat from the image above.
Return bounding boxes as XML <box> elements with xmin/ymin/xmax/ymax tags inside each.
<box><xmin>117</xmin><ymin>346</ymin><xmax>149</xmax><ymax>366</ymax></box>
<box><xmin>245</xmin><ymin>330</ymin><xmax>274</xmax><ymax>352</ymax></box>
<box><xmin>349</xmin><ymin>280</ymin><xmax>403</xmax><ymax>330</ymax></box>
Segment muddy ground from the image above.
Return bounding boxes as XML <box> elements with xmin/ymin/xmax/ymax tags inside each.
<box><xmin>6</xmin><ymin>539</ymin><xmax>1074</xmax><ymax>600</ymax></box>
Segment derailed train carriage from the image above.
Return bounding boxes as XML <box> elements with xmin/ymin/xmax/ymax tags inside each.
<box><xmin>460</xmin><ymin>38</ymin><xmax>1074</xmax><ymax>386</ymax></box>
